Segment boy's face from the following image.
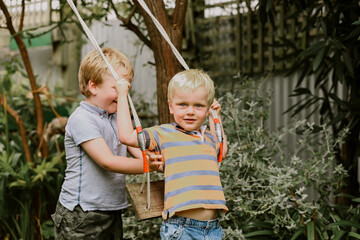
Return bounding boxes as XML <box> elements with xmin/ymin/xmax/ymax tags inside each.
<box><xmin>168</xmin><ymin>87</ymin><xmax>210</xmax><ymax>132</ymax></box>
<box><xmin>90</xmin><ymin>67</ymin><xmax>131</xmax><ymax>114</ymax></box>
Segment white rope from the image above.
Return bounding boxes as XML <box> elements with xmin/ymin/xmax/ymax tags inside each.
<box><xmin>66</xmin><ymin>0</ymin><xmax>151</xmax><ymax>210</ymax></box>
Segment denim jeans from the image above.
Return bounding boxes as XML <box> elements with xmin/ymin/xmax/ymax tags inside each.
<box><xmin>160</xmin><ymin>216</ymin><xmax>224</xmax><ymax>240</ymax></box>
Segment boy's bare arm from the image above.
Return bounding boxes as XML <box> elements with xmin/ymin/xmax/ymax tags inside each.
<box><xmin>115</xmin><ymin>79</ymin><xmax>139</xmax><ymax>147</ymax></box>
<box><xmin>81</xmin><ymin>138</ymin><xmax>162</xmax><ymax>173</ymax></box>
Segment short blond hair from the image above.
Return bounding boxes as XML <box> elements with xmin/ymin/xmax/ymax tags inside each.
<box><xmin>168</xmin><ymin>69</ymin><xmax>215</xmax><ymax>106</ymax></box>
<box><xmin>78</xmin><ymin>47</ymin><xmax>134</xmax><ymax>97</ymax></box>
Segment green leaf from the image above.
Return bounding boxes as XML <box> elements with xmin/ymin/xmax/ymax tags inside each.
<box><xmin>342</xmin><ymin>51</ymin><xmax>354</xmax><ymax>77</ymax></box>
<box><xmin>313</xmin><ymin>47</ymin><xmax>326</xmax><ymax>71</ymax></box>
<box><xmin>291</xmin><ymin>229</ymin><xmax>305</xmax><ymax>240</ymax></box>
<box><xmin>315</xmin><ymin>225</ymin><xmax>325</xmax><ymax>240</ymax></box>
<box><xmin>299</xmin><ymin>41</ymin><xmax>325</xmax><ymax>57</ymax></box>
<box><xmin>291</xmin><ymin>88</ymin><xmax>312</xmax><ymax>96</ymax></box>
<box><xmin>242</xmin><ymin>221</ymin><xmax>274</xmax><ymax>230</ymax></box>
<box><xmin>320</xmin><ymin>19</ymin><xmax>327</xmax><ymax>37</ymax></box>
<box><xmin>307</xmin><ymin>221</ymin><xmax>315</xmax><ymax>240</ymax></box>
<box><xmin>243</xmin><ymin>230</ymin><xmax>274</xmax><ymax>237</ymax></box>
<box><xmin>266</xmin><ymin>0</ymin><xmax>274</xmax><ymax>12</ymax></box>
<box><xmin>333</xmin><ymin>230</ymin><xmax>346</xmax><ymax>240</ymax></box>
<box><xmin>334</xmin><ymin>53</ymin><xmax>344</xmax><ymax>83</ymax></box>
<box><xmin>326</xmin><ymin>220</ymin><xmax>360</xmax><ymax>230</ymax></box>
<box><xmin>319</xmin><ymin>101</ymin><xmax>330</xmax><ymax>115</ymax></box>
<box><xmin>346</xmin><ymin>27</ymin><xmax>360</xmax><ymax>40</ymax></box>
<box><xmin>348</xmin><ymin>232</ymin><xmax>360</xmax><ymax>239</ymax></box>
<box><xmin>329</xmin><ymin>93</ymin><xmax>349</xmax><ymax>110</ymax></box>
<box><xmin>331</xmin><ymin>39</ymin><xmax>344</xmax><ymax>50</ymax></box>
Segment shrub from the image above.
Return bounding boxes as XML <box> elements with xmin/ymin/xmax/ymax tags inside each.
<box><xmin>219</xmin><ymin>79</ymin><xmax>358</xmax><ymax>239</ymax></box>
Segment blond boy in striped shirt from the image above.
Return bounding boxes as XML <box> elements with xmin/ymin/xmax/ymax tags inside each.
<box><xmin>116</xmin><ymin>69</ymin><xmax>228</xmax><ymax>239</ymax></box>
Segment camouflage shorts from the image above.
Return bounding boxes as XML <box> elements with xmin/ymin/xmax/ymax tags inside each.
<box><xmin>51</xmin><ymin>202</ymin><xmax>123</xmax><ymax>240</ymax></box>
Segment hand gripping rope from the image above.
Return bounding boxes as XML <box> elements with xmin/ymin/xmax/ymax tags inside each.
<box><xmin>211</xmin><ymin>109</ymin><xmax>223</xmax><ymax>165</ymax></box>
<box><xmin>65</xmin><ymin>0</ymin><xmax>151</xmax><ymax>210</ymax></box>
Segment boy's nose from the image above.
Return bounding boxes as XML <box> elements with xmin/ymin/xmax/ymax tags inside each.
<box><xmin>186</xmin><ymin>106</ymin><xmax>194</xmax><ymax>114</ymax></box>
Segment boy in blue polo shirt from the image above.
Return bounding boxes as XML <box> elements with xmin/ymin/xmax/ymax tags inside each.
<box><xmin>52</xmin><ymin>47</ymin><xmax>162</xmax><ymax>239</ymax></box>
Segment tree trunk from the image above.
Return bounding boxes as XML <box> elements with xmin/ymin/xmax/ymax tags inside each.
<box><xmin>133</xmin><ymin>0</ymin><xmax>187</xmax><ymax>124</ymax></box>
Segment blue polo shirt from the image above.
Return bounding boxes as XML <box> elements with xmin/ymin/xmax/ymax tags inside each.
<box><xmin>59</xmin><ymin>101</ymin><xmax>128</xmax><ymax>211</ymax></box>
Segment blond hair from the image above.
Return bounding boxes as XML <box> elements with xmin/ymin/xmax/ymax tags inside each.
<box><xmin>78</xmin><ymin>47</ymin><xmax>134</xmax><ymax>97</ymax></box>
<box><xmin>167</xmin><ymin>69</ymin><xmax>215</xmax><ymax>106</ymax></box>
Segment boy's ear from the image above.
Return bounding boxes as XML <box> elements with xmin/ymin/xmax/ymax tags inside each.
<box><xmin>88</xmin><ymin>79</ymin><xmax>97</xmax><ymax>95</ymax></box>
<box><xmin>168</xmin><ymin>100</ymin><xmax>174</xmax><ymax>114</ymax></box>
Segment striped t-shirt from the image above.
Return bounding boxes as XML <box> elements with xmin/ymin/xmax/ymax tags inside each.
<box><xmin>144</xmin><ymin>123</ymin><xmax>228</xmax><ymax>219</ymax></box>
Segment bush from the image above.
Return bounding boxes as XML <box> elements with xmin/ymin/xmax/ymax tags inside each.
<box><xmin>0</xmin><ymin>54</ymin><xmax>72</xmax><ymax>240</ymax></box>
<box><xmin>219</xmin><ymin>79</ymin><xmax>359</xmax><ymax>239</ymax></box>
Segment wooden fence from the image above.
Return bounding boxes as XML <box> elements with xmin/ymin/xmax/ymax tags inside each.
<box><xmin>191</xmin><ymin>0</ymin><xmax>319</xmax><ymax>83</ymax></box>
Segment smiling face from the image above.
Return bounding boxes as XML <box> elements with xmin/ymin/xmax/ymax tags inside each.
<box><xmin>88</xmin><ymin>67</ymin><xmax>131</xmax><ymax>114</ymax></box>
<box><xmin>168</xmin><ymin>86</ymin><xmax>210</xmax><ymax>131</ymax></box>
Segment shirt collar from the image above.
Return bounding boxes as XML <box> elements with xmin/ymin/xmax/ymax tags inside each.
<box><xmin>173</xmin><ymin>123</ymin><xmax>207</xmax><ymax>136</ymax></box>
<box><xmin>80</xmin><ymin>101</ymin><xmax>114</xmax><ymax>119</ymax></box>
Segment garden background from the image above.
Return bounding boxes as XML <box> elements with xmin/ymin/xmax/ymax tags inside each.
<box><xmin>0</xmin><ymin>0</ymin><xmax>360</xmax><ymax>239</ymax></box>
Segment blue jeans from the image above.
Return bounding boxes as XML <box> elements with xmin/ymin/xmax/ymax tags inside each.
<box><xmin>160</xmin><ymin>216</ymin><xmax>224</xmax><ymax>240</ymax></box>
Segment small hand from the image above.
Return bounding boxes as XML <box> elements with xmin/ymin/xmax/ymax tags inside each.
<box><xmin>115</xmin><ymin>78</ymin><xmax>130</xmax><ymax>96</ymax></box>
<box><xmin>210</xmin><ymin>99</ymin><xmax>221</xmax><ymax>116</ymax></box>
<box><xmin>147</xmin><ymin>150</ymin><xmax>163</xmax><ymax>172</ymax></box>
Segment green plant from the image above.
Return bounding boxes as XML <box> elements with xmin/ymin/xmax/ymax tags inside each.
<box><xmin>218</xmin><ymin>78</ymin><xmax>354</xmax><ymax>239</ymax></box>
<box><xmin>0</xmin><ymin>139</ymin><xmax>66</xmax><ymax>239</ymax></box>
<box><xmin>259</xmin><ymin>0</ymin><xmax>360</xmax><ymax>201</ymax></box>
<box><xmin>0</xmin><ymin>54</ymin><xmax>71</xmax><ymax>239</ymax></box>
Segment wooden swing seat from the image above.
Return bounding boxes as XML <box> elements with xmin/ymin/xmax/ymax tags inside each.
<box><xmin>125</xmin><ymin>180</ymin><xmax>164</xmax><ymax>221</ymax></box>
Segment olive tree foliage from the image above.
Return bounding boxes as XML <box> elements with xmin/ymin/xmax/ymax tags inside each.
<box><xmin>66</xmin><ymin>0</ymin><xmax>188</xmax><ymax>124</ymax></box>
<box><xmin>218</xmin><ymin>79</ymin><xmax>353</xmax><ymax>239</ymax></box>
<box><xmin>258</xmin><ymin>0</ymin><xmax>360</xmax><ymax>201</ymax></box>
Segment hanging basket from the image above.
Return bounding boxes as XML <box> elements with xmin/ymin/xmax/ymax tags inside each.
<box><xmin>125</xmin><ymin>180</ymin><xmax>164</xmax><ymax>221</ymax></box>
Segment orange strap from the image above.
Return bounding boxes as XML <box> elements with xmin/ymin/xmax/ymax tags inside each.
<box><xmin>218</xmin><ymin>142</ymin><xmax>223</xmax><ymax>163</ymax></box>
<box><xmin>142</xmin><ymin>151</ymin><xmax>149</xmax><ymax>173</ymax></box>
<box><xmin>136</xmin><ymin>126</ymin><xmax>142</xmax><ymax>134</ymax></box>
<box><xmin>213</xmin><ymin>117</ymin><xmax>223</xmax><ymax>162</ymax></box>
<box><xmin>135</xmin><ymin>126</ymin><xmax>149</xmax><ymax>173</ymax></box>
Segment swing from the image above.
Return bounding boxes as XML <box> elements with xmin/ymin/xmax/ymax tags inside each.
<box><xmin>66</xmin><ymin>0</ymin><xmax>224</xmax><ymax>221</ymax></box>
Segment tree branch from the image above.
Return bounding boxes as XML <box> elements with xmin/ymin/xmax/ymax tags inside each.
<box><xmin>109</xmin><ymin>0</ymin><xmax>152</xmax><ymax>49</ymax></box>
<box><xmin>0</xmin><ymin>92</ymin><xmax>32</xmax><ymax>163</ymax></box>
<box><xmin>173</xmin><ymin>0</ymin><xmax>188</xmax><ymax>30</ymax></box>
<box><xmin>0</xmin><ymin>0</ymin><xmax>48</xmax><ymax>158</ymax></box>
<box><xmin>18</xmin><ymin>0</ymin><xmax>25</xmax><ymax>31</ymax></box>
